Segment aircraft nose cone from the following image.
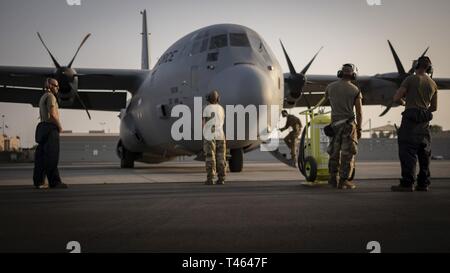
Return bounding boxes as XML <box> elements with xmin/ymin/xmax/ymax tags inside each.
<box><xmin>208</xmin><ymin>64</ymin><xmax>275</xmax><ymax>107</ymax></box>
<box><xmin>207</xmin><ymin>64</ymin><xmax>279</xmax><ymax>145</ymax></box>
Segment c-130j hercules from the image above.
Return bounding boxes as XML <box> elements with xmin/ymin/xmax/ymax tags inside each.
<box><xmin>1</xmin><ymin>10</ymin><xmax>449</xmax><ymax>172</ymax></box>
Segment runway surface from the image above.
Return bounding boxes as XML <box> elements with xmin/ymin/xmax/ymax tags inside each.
<box><xmin>0</xmin><ymin>161</ymin><xmax>450</xmax><ymax>252</ymax></box>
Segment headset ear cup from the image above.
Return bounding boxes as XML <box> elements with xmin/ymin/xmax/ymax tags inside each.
<box><xmin>337</xmin><ymin>70</ymin><xmax>343</xmax><ymax>78</ymax></box>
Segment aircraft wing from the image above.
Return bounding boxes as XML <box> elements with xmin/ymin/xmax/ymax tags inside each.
<box><xmin>76</xmin><ymin>68</ymin><xmax>149</xmax><ymax>92</ymax></box>
<box><xmin>285</xmin><ymin>75</ymin><xmax>373</xmax><ymax>108</ymax></box>
<box><xmin>434</xmin><ymin>78</ymin><xmax>450</xmax><ymax>90</ymax></box>
<box><xmin>0</xmin><ymin>66</ymin><xmax>149</xmax><ymax>111</ymax></box>
<box><xmin>302</xmin><ymin>75</ymin><xmax>337</xmax><ymax>93</ymax></box>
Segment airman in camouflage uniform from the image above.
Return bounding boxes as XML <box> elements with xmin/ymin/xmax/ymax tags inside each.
<box><xmin>327</xmin><ymin>121</ymin><xmax>358</xmax><ymax>187</ymax></box>
<box><xmin>280</xmin><ymin>110</ymin><xmax>302</xmax><ymax>167</ymax></box>
<box><xmin>324</xmin><ymin>64</ymin><xmax>363</xmax><ymax>189</ymax></box>
<box><xmin>203</xmin><ymin>90</ymin><xmax>227</xmax><ymax>185</ymax></box>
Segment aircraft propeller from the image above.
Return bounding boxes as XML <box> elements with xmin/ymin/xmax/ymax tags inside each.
<box><xmin>279</xmin><ymin>40</ymin><xmax>323</xmax><ymax>107</ymax></box>
<box><xmin>37</xmin><ymin>32</ymin><xmax>92</xmax><ymax>119</ymax></box>
<box><xmin>378</xmin><ymin>40</ymin><xmax>430</xmax><ymax>117</ymax></box>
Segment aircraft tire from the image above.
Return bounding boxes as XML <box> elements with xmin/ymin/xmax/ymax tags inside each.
<box><xmin>304</xmin><ymin>156</ymin><xmax>318</xmax><ymax>182</ymax></box>
<box><xmin>229</xmin><ymin>148</ymin><xmax>243</xmax><ymax>172</ymax></box>
<box><xmin>120</xmin><ymin>149</ymin><xmax>135</xmax><ymax>168</ymax></box>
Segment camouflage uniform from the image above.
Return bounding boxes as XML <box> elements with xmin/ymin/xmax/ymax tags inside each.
<box><xmin>203</xmin><ymin>139</ymin><xmax>227</xmax><ymax>182</ymax></box>
<box><xmin>325</xmin><ymin>79</ymin><xmax>362</xmax><ymax>185</ymax></box>
<box><xmin>203</xmin><ymin>102</ymin><xmax>226</xmax><ymax>184</ymax></box>
<box><xmin>327</xmin><ymin>122</ymin><xmax>358</xmax><ymax>182</ymax></box>
<box><xmin>281</xmin><ymin>114</ymin><xmax>302</xmax><ymax>160</ymax></box>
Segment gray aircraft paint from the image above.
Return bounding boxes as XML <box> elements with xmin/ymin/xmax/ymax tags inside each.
<box><xmin>120</xmin><ymin>23</ymin><xmax>283</xmax><ymax>163</ymax></box>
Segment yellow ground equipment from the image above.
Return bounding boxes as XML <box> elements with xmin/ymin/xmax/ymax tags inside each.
<box><xmin>298</xmin><ymin>108</ymin><xmax>331</xmax><ymax>183</ymax></box>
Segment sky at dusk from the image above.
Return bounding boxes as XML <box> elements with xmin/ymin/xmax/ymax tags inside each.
<box><xmin>1</xmin><ymin>0</ymin><xmax>450</xmax><ymax>147</ymax></box>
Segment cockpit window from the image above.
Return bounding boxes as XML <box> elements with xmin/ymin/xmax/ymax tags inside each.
<box><xmin>191</xmin><ymin>40</ymin><xmax>202</xmax><ymax>55</ymax></box>
<box><xmin>248</xmin><ymin>33</ymin><xmax>264</xmax><ymax>52</ymax></box>
<box><xmin>191</xmin><ymin>38</ymin><xmax>209</xmax><ymax>55</ymax></box>
<box><xmin>195</xmin><ymin>30</ymin><xmax>209</xmax><ymax>40</ymax></box>
<box><xmin>230</xmin><ymin>33</ymin><xmax>250</xmax><ymax>47</ymax></box>
<box><xmin>200</xmin><ymin>38</ymin><xmax>208</xmax><ymax>52</ymax></box>
<box><xmin>209</xmin><ymin>34</ymin><xmax>228</xmax><ymax>49</ymax></box>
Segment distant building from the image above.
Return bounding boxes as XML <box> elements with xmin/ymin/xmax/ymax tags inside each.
<box><xmin>363</xmin><ymin>124</ymin><xmax>397</xmax><ymax>139</ymax></box>
<box><xmin>59</xmin><ymin>132</ymin><xmax>119</xmax><ymax>162</ymax></box>
<box><xmin>1</xmin><ymin>135</ymin><xmax>21</xmax><ymax>152</ymax></box>
<box><xmin>0</xmin><ymin>135</ymin><xmax>4</xmax><ymax>152</ymax></box>
<box><xmin>55</xmin><ymin>130</ymin><xmax>450</xmax><ymax>163</ymax></box>
<box><xmin>431</xmin><ymin>130</ymin><xmax>450</xmax><ymax>138</ymax></box>
<box><xmin>8</xmin><ymin>136</ymin><xmax>21</xmax><ymax>152</ymax></box>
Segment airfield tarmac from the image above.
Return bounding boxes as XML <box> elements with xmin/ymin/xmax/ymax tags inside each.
<box><xmin>1</xmin><ymin>161</ymin><xmax>450</xmax><ymax>253</ymax></box>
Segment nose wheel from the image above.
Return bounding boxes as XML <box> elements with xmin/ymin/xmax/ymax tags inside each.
<box><xmin>229</xmin><ymin>148</ymin><xmax>243</xmax><ymax>172</ymax></box>
<box><xmin>117</xmin><ymin>140</ymin><xmax>136</xmax><ymax>168</ymax></box>
<box><xmin>120</xmin><ymin>150</ymin><xmax>135</xmax><ymax>169</ymax></box>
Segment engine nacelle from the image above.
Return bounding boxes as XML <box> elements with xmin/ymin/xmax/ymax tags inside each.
<box><xmin>55</xmin><ymin>67</ymin><xmax>78</xmax><ymax>107</ymax></box>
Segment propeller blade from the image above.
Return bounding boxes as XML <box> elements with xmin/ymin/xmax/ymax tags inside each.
<box><xmin>300</xmin><ymin>46</ymin><xmax>323</xmax><ymax>75</ymax></box>
<box><xmin>279</xmin><ymin>40</ymin><xmax>297</xmax><ymax>75</ymax></box>
<box><xmin>68</xmin><ymin>33</ymin><xmax>91</xmax><ymax>68</ymax></box>
<box><xmin>74</xmin><ymin>90</ymin><xmax>92</xmax><ymax>120</ymax></box>
<box><xmin>387</xmin><ymin>40</ymin><xmax>406</xmax><ymax>75</ymax></box>
<box><xmin>379</xmin><ymin>102</ymin><xmax>393</xmax><ymax>117</ymax></box>
<box><xmin>408</xmin><ymin>46</ymin><xmax>430</xmax><ymax>74</ymax></box>
<box><xmin>36</xmin><ymin>32</ymin><xmax>61</xmax><ymax>68</ymax></box>
<box><xmin>419</xmin><ymin>46</ymin><xmax>430</xmax><ymax>58</ymax></box>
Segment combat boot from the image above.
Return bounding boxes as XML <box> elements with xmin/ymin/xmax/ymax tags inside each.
<box><xmin>391</xmin><ymin>180</ymin><xmax>414</xmax><ymax>192</ymax></box>
<box><xmin>34</xmin><ymin>184</ymin><xmax>49</xmax><ymax>189</ymax></box>
<box><xmin>391</xmin><ymin>185</ymin><xmax>414</xmax><ymax>192</ymax></box>
<box><xmin>216</xmin><ymin>179</ymin><xmax>225</xmax><ymax>185</ymax></box>
<box><xmin>338</xmin><ymin>180</ymin><xmax>356</xmax><ymax>190</ymax></box>
<box><xmin>205</xmin><ymin>179</ymin><xmax>215</xmax><ymax>185</ymax></box>
<box><xmin>291</xmin><ymin>159</ymin><xmax>297</xmax><ymax>168</ymax></box>
<box><xmin>328</xmin><ymin>176</ymin><xmax>338</xmax><ymax>188</ymax></box>
<box><xmin>415</xmin><ymin>185</ymin><xmax>429</xmax><ymax>192</ymax></box>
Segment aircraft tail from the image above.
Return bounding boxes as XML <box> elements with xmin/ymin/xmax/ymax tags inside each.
<box><xmin>140</xmin><ymin>9</ymin><xmax>150</xmax><ymax>70</ymax></box>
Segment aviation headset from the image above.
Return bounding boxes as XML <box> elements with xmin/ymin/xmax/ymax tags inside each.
<box><xmin>415</xmin><ymin>56</ymin><xmax>433</xmax><ymax>75</ymax></box>
<box><xmin>206</xmin><ymin>90</ymin><xmax>220</xmax><ymax>104</ymax></box>
<box><xmin>337</xmin><ymin>63</ymin><xmax>358</xmax><ymax>80</ymax></box>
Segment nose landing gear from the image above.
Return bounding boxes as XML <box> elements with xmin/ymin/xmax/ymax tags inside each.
<box><xmin>116</xmin><ymin>140</ymin><xmax>137</xmax><ymax>169</ymax></box>
<box><xmin>229</xmin><ymin>148</ymin><xmax>243</xmax><ymax>172</ymax></box>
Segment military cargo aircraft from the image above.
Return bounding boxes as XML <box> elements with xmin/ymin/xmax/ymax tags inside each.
<box><xmin>1</xmin><ymin>10</ymin><xmax>449</xmax><ymax>172</ymax></box>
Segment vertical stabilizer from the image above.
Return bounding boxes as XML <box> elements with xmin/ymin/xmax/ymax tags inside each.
<box><xmin>140</xmin><ymin>9</ymin><xmax>150</xmax><ymax>70</ymax></box>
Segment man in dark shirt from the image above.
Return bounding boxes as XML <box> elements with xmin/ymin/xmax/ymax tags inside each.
<box><xmin>391</xmin><ymin>56</ymin><xmax>437</xmax><ymax>192</ymax></box>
